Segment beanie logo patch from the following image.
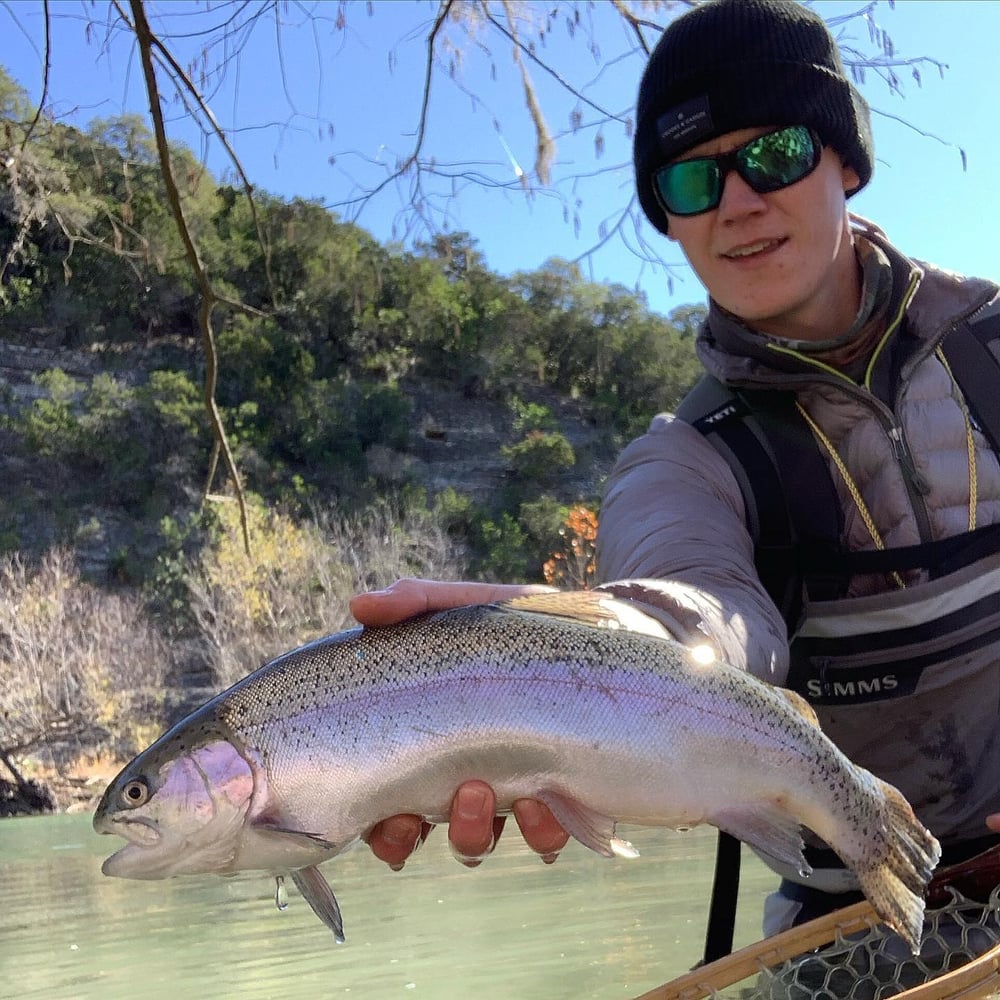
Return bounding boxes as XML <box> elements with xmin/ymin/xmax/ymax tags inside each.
<box><xmin>657</xmin><ymin>96</ymin><xmax>714</xmax><ymax>156</ymax></box>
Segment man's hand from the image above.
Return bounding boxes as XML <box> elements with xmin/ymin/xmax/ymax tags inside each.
<box><xmin>348</xmin><ymin>577</ymin><xmax>554</xmax><ymax>626</ymax></box>
<box><xmin>353</xmin><ymin>578</ymin><xmax>570</xmax><ymax>868</ymax></box>
<box><xmin>365</xmin><ymin>781</ymin><xmax>570</xmax><ymax>869</ymax></box>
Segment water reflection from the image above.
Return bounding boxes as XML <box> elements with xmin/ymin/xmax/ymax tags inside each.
<box><xmin>1</xmin><ymin>813</ymin><xmax>777</xmax><ymax>999</ymax></box>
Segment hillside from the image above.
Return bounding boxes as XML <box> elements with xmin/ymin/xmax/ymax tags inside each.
<box><xmin>0</xmin><ymin>331</ymin><xmax>665</xmax><ymax>817</ymax></box>
<box><xmin>0</xmin><ymin>336</ymin><xmax>620</xmax><ymax>578</ymax></box>
<box><xmin>0</xmin><ymin>70</ymin><xmax>706</xmax><ymax>814</ymax></box>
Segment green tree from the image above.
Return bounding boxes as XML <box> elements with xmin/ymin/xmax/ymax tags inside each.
<box><xmin>502</xmin><ymin>430</ymin><xmax>576</xmax><ymax>486</ymax></box>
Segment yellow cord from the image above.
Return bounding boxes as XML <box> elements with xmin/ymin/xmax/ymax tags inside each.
<box><xmin>794</xmin><ymin>358</ymin><xmax>979</xmax><ymax>590</ymax></box>
<box><xmin>794</xmin><ymin>401</ymin><xmax>907</xmax><ymax>590</ymax></box>
<box><xmin>936</xmin><ymin>346</ymin><xmax>978</xmax><ymax>531</ymax></box>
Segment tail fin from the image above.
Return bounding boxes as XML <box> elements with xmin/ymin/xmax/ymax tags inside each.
<box><xmin>856</xmin><ymin>781</ymin><xmax>941</xmax><ymax>954</ymax></box>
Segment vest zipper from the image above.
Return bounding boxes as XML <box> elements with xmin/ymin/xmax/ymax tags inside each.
<box><xmin>886</xmin><ymin>422</ymin><xmax>934</xmax><ymax>544</ymax></box>
<box><xmin>872</xmin><ymin>270</ymin><xmax>933</xmax><ymax>535</ymax></box>
<box><xmin>768</xmin><ymin>360</ymin><xmax>936</xmax><ymax>547</ymax></box>
<box><xmin>888</xmin><ymin>425</ymin><xmax>931</xmax><ymax>495</ymax></box>
<box><xmin>764</xmin><ymin>269</ymin><xmax>937</xmax><ymax>547</ymax></box>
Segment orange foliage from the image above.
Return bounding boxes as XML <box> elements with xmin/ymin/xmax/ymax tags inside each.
<box><xmin>542</xmin><ymin>505</ymin><xmax>598</xmax><ymax>589</ymax></box>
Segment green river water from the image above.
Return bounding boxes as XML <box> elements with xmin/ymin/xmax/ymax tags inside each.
<box><xmin>0</xmin><ymin>812</ymin><xmax>779</xmax><ymax>1000</ymax></box>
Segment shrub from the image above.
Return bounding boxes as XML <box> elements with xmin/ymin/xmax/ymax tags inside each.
<box><xmin>15</xmin><ymin>369</ymin><xmax>85</xmax><ymax>458</ymax></box>
<box><xmin>432</xmin><ymin>486</ymin><xmax>476</xmax><ymax>538</ymax></box>
<box><xmin>11</xmin><ymin>367</ymin><xmax>207</xmax><ymax>512</ymax></box>
<box><xmin>471</xmin><ymin>512</ymin><xmax>529</xmax><ymax>581</ymax></box>
<box><xmin>502</xmin><ymin>430</ymin><xmax>575</xmax><ymax>485</ymax></box>
<box><xmin>542</xmin><ymin>504</ymin><xmax>599</xmax><ymax>589</ymax></box>
<box><xmin>518</xmin><ymin>496</ymin><xmax>570</xmax><ymax>551</ymax></box>
<box><xmin>184</xmin><ymin>496</ymin><xmax>466</xmax><ymax>687</ymax></box>
<box><xmin>0</xmin><ymin>549</ymin><xmax>170</xmax><ymax>765</ymax></box>
<box><xmin>509</xmin><ymin>396</ymin><xmax>557</xmax><ymax>434</ymax></box>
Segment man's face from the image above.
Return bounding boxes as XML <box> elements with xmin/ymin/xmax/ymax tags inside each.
<box><xmin>664</xmin><ymin>126</ymin><xmax>862</xmax><ymax>342</ymax></box>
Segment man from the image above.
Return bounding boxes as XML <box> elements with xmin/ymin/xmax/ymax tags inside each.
<box><xmin>354</xmin><ymin>0</ymin><xmax>1000</xmax><ymax>950</ymax></box>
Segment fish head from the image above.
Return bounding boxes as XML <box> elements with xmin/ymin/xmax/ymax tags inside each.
<box><xmin>94</xmin><ymin>735</ymin><xmax>255</xmax><ymax>880</ymax></box>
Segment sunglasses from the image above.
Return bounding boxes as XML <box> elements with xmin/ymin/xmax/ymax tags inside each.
<box><xmin>653</xmin><ymin>125</ymin><xmax>823</xmax><ymax>218</ymax></box>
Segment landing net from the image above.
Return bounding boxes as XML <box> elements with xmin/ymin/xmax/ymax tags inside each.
<box><xmin>749</xmin><ymin>887</ymin><xmax>1000</xmax><ymax>1000</ymax></box>
<box><xmin>638</xmin><ymin>888</ymin><xmax>1000</xmax><ymax>1000</ymax></box>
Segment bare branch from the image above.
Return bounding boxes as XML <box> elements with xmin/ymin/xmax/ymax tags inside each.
<box><xmin>409</xmin><ymin>0</ymin><xmax>456</xmax><ymax>172</ymax></box>
<box><xmin>481</xmin><ymin>3</ymin><xmax>625</xmax><ymax>123</ymax></box>
<box><xmin>608</xmin><ymin>0</ymin><xmax>659</xmax><ymax>58</ymax></box>
<box><xmin>135</xmin><ymin>8</ymin><xmax>277</xmax><ymax>302</ymax></box>
<box><xmin>871</xmin><ymin>105</ymin><xmax>967</xmax><ymax>171</ymax></box>
<box><xmin>497</xmin><ymin>0</ymin><xmax>553</xmax><ymax>185</ymax></box>
<box><xmin>19</xmin><ymin>0</ymin><xmax>51</xmax><ymax>151</ymax></box>
<box><xmin>127</xmin><ymin>0</ymin><xmax>252</xmax><ymax>555</ymax></box>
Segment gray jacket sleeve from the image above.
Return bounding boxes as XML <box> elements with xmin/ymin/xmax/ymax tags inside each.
<box><xmin>596</xmin><ymin>413</ymin><xmax>791</xmax><ymax>684</ymax></box>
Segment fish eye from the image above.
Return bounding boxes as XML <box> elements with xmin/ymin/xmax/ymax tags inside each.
<box><xmin>121</xmin><ymin>778</ymin><xmax>150</xmax><ymax>808</ymax></box>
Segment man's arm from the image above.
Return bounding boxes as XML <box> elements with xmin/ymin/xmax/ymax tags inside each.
<box><xmin>597</xmin><ymin>413</ymin><xmax>789</xmax><ymax>682</ymax></box>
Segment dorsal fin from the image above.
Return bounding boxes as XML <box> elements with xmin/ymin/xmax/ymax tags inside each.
<box><xmin>499</xmin><ymin>591</ymin><xmax>670</xmax><ymax>638</ymax></box>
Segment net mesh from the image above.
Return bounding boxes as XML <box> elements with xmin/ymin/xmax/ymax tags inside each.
<box><xmin>710</xmin><ymin>888</ymin><xmax>1000</xmax><ymax>1000</ymax></box>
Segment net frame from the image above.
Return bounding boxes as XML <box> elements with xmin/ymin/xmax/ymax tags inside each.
<box><xmin>635</xmin><ymin>848</ymin><xmax>1000</xmax><ymax>1000</ymax></box>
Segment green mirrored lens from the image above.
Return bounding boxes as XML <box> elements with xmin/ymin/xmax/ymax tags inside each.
<box><xmin>653</xmin><ymin>126</ymin><xmax>819</xmax><ymax>218</ymax></box>
<box><xmin>656</xmin><ymin>159</ymin><xmax>720</xmax><ymax>216</ymax></box>
<box><xmin>739</xmin><ymin>126</ymin><xmax>816</xmax><ymax>192</ymax></box>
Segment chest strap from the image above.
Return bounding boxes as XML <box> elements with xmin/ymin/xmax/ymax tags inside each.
<box><xmin>679</xmin><ymin>377</ymin><xmax>843</xmax><ymax>631</ymax></box>
<box><xmin>941</xmin><ymin>299</ymin><xmax>1000</xmax><ymax>455</ymax></box>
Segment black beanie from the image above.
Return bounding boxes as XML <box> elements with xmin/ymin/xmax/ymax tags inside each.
<box><xmin>634</xmin><ymin>0</ymin><xmax>874</xmax><ymax>235</ymax></box>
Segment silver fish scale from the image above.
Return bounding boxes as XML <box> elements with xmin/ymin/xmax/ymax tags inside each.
<box><xmin>219</xmin><ymin>608</ymin><xmax>627</xmax><ymax>721</ymax></box>
<box><xmin>218</xmin><ymin>608</ymin><xmax>821</xmax><ymax>752</ymax></box>
<box><xmin>219</xmin><ymin>609</ymin><xmax>651</xmax><ymax>758</ymax></box>
<box><xmin>214</xmin><ymin>606</ymin><xmax>860</xmax><ymax>815</ymax></box>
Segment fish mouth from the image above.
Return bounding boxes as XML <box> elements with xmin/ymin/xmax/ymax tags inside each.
<box><xmin>101</xmin><ymin>843</ymin><xmax>147</xmax><ymax>877</ymax></box>
<box><xmin>96</xmin><ymin>814</ymin><xmax>161</xmax><ymax>846</ymax></box>
<box><xmin>97</xmin><ymin>817</ymin><xmax>164</xmax><ymax>878</ymax></box>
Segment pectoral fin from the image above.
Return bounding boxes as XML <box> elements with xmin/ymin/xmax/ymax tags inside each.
<box><xmin>253</xmin><ymin>821</ymin><xmax>337</xmax><ymax>851</ymax></box>
<box><xmin>291</xmin><ymin>865</ymin><xmax>345</xmax><ymax>943</ymax></box>
<box><xmin>536</xmin><ymin>789</ymin><xmax>639</xmax><ymax>859</ymax></box>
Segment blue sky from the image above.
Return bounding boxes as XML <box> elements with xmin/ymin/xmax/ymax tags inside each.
<box><xmin>2</xmin><ymin>0</ymin><xmax>997</xmax><ymax>317</ymax></box>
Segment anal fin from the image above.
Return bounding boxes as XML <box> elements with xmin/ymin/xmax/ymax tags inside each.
<box><xmin>291</xmin><ymin>865</ymin><xmax>345</xmax><ymax>943</ymax></box>
<box><xmin>714</xmin><ymin>805</ymin><xmax>806</xmax><ymax>872</ymax></box>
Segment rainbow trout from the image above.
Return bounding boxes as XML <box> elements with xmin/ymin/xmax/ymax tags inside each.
<box><xmin>93</xmin><ymin>592</ymin><xmax>940</xmax><ymax>952</ymax></box>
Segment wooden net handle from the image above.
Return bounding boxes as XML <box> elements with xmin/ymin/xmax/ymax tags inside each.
<box><xmin>633</xmin><ymin>901</ymin><xmax>878</xmax><ymax>1000</ymax></box>
<box><xmin>635</xmin><ymin>845</ymin><xmax>1000</xmax><ymax>999</ymax></box>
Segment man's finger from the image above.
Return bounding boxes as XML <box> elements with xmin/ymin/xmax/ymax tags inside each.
<box><xmin>366</xmin><ymin>813</ymin><xmax>425</xmax><ymax>869</ymax></box>
<box><xmin>448</xmin><ymin>780</ymin><xmax>503</xmax><ymax>867</ymax></box>
<box><xmin>350</xmin><ymin>578</ymin><xmax>555</xmax><ymax>627</ymax></box>
<box><xmin>513</xmin><ymin>798</ymin><xmax>570</xmax><ymax>863</ymax></box>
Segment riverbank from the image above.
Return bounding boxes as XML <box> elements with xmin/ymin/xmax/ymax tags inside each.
<box><xmin>1</xmin><ymin>753</ymin><xmax>118</xmax><ymax>817</ymax></box>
